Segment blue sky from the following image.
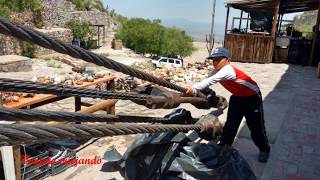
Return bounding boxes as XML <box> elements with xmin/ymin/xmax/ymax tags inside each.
<box><xmin>103</xmin><ymin>0</ymin><xmax>298</xmax><ymax>24</ymax></box>
<box><xmin>103</xmin><ymin>0</ymin><xmax>228</xmax><ymax>24</ymax></box>
<box><xmin>102</xmin><ymin>0</ymin><xmax>299</xmax><ymax>42</ymax></box>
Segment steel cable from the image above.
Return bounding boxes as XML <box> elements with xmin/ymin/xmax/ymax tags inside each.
<box><xmin>0</xmin><ymin>78</ymin><xmax>152</xmax><ymax>101</ymax></box>
<box><xmin>0</xmin><ymin>107</ymin><xmax>197</xmax><ymax>124</ymax></box>
<box><xmin>0</xmin><ymin>123</ymin><xmax>202</xmax><ymax>146</ymax></box>
<box><xmin>0</xmin><ymin>17</ymin><xmax>188</xmax><ymax>93</ymax></box>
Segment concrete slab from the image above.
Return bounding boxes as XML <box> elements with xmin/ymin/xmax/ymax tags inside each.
<box><xmin>0</xmin><ymin>55</ymin><xmax>32</xmax><ymax>72</ymax></box>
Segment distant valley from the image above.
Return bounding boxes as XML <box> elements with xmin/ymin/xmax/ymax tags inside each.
<box><xmin>161</xmin><ymin>18</ymin><xmax>225</xmax><ymax>43</ymax></box>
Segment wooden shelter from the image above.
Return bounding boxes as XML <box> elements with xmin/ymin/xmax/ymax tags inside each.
<box><xmin>224</xmin><ymin>0</ymin><xmax>320</xmax><ymax>65</ymax></box>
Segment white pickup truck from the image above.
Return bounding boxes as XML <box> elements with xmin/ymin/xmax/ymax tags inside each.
<box><xmin>151</xmin><ymin>57</ymin><xmax>183</xmax><ymax>68</ymax></box>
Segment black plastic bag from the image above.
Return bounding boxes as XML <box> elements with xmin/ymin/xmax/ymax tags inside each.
<box><xmin>103</xmin><ymin>132</ymin><xmax>256</xmax><ymax>180</ymax></box>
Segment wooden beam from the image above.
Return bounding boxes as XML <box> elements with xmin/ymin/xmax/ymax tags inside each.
<box><xmin>224</xmin><ymin>7</ymin><xmax>230</xmax><ymax>46</ymax></box>
<box><xmin>1</xmin><ymin>146</ymin><xmax>16</xmax><ymax>180</ymax></box>
<box><xmin>271</xmin><ymin>0</ymin><xmax>281</xmax><ymax>38</ymax></box>
<box><xmin>246</xmin><ymin>12</ymin><xmax>250</xmax><ymax>32</ymax></box>
<box><xmin>81</xmin><ymin>100</ymin><xmax>118</xmax><ymax>113</ymax></box>
<box><xmin>13</xmin><ymin>146</ymin><xmax>21</xmax><ymax>180</ymax></box>
<box><xmin>309</xmin><ymin>9</ymin><xmax>320</xmax><ymax>66</ymax></box>
<box><xmin>278</xmin><ymin>14</ymin><xmax>283</xmax><ymax>32</ymax></box>
<box><xmin>75</xmin><ymin>96</ymin><xmax>81</xmax><ymax>111</ymax></box>
<box><xmin>228</xmin><ymin>0</ymin><xmax>318</xmax><ymax>14</ymax></box>
<box><xmin>239</xmin><ymin>10</ymin><xmax>243</xmax><ymax>30</ymax></box>
<box><xmin>270</xmin><ymin>0</ymin><xmax>281</xmax><ymax>63</ymax></box>
<box><xmin>80</xmin><ymin>102</ymin><xmax>93</xmax><ymax>107</ymax></box>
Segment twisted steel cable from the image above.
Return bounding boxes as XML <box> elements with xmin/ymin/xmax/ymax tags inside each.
<box><xmin>0</xmin><ymin>17</ymin><xmax>187</xmax><ymax>93</ymax></box>
<box><xmin>0</xmin><ymin>123</ymin><xmax>202</xmax><ymax>146</ymax></box>
<box><xmin>0</xmin><ymin>78</ymin><xmax>153</xmax><ymax>101</ymax></box>
<box><xmin>0</xmin><ymin>108</ymin><xmax>197</xmax><ymax>124</ymax></box>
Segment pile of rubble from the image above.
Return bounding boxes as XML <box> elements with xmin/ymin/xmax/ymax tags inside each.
<box><xmin>115</xmin><ymin>76</ymin><xmax>138</xmax><ymax>92</ymax></box>
<box><xmin>131</xmin><ymin>61</ymin><xmax>213</xmax><ymax>85</ymax></box>
<box><xmin>32</xmin><ymin>71</ymin><xmax>109</xmax><ymax>86</ymax></box>
<box><xmin>0</xmin><ymin>92</ymin><xmax>35</xmax><ymax>104</ymax></box>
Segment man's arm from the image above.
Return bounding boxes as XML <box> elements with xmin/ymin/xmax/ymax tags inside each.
<box><xmin>192</xmin><ymin>65</ymin><xmax>236</xmax><ymax>91</ymax></box>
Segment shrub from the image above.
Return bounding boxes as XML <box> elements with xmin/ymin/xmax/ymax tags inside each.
<box><xmin>46</xmin><ymin>60</ymin><xmax>62</xmax><ymax>68</ymax></box>
<box><xmin>21</xmin><ymin>42</ymin><xmax>36</xmax><ymax>58</ymax></box>
<box><xmin>65</xmin><ymin>20</ymin><xmax>94</xmax><ymax>42</ymax></box>
<box><xmin>116</xmin><ymin>18</ymin><xmax>194</xmax><ymax>58</ymax></box>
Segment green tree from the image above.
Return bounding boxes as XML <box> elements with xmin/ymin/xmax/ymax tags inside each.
<box><xmin>0</xmin><ymin>0</ymin><xmax>42</xmax><ymax>17</ymax></box>
<box><xmin>66</xmin><ymin>20</ymin><xmax>93</xmax><ymax>42</ymax></box>
<box><xmin>0</xmin><ymin>0</ymin><xmax>11</xmax><ymax>17</ymax></box>
<box><xmin>116</xmin><ymin>18</ymin><xmax>194</xmax><ymax>57</ymax></box>
<box><xmin>68</xmin><ymin>0</ymin><xmax>105</xmax><ymax>11</ymax></box>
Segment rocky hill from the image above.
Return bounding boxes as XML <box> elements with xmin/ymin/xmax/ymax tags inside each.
<box><xmin>0</xmin><ymin>0</ymin><xmax>120</xmax><ymax>56</ymax></box>
<box><xmin>294</xmin><ymin>10</ymin><xmax>318</xmax><ymax>32</ymax></box>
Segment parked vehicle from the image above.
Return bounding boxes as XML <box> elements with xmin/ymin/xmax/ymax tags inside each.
<box><xmin>151</xmin><ymin>57</ymin><xmax>183</xmax><ymax>68</ymax></box>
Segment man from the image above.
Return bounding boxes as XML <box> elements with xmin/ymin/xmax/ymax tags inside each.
<box><xmin>186</xmin><ymin>48</ymin><xmax>270</xmax><ymax>163</ymax></box>
<box><xmin>312</xmin><ymin>25</ymin><xmax>320</xmax><ymax>66</ymax></box>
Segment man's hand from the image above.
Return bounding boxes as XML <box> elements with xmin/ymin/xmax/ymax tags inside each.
<box><xmin>185</xmin><ymin>87</ymin><xmax>195</xmax><ymax>96</ymax></box>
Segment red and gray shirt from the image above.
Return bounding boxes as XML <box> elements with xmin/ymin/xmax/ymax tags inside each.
<box><xmin>192</xmin><ymin>64</ymin><xmax>260</xmax><ymax>97</ymax></box>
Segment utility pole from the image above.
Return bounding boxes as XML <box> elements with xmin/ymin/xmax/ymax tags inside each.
<box><xmin>206</xmin><ymin>0</ymin><xmax>216</xmax><ymax>54</ymax></box>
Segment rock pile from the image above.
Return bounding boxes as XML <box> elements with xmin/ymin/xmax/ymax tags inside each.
<box><xmin>32</xmin><ymin>70</ymin><xmax>109</xmax><ymax>86</ymax></box>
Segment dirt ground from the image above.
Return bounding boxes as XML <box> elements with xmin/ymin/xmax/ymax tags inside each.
<box><xmin>1</xmin><ymin>42</ymin><xmax>318</xmax><ymax>179</ymax></box>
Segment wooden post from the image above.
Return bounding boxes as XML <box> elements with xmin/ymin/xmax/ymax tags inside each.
<box><xmin>278</xmin><ymin>14</ymin><xmax>283</xmax><ymax>33</ymax></box>
<box><xmin>1</xmin><ymin>146</ymin><xmax>16</xmax><ymax>180</ymax></box>
<box><xmin>13</xmin><ymin>146</ymin><xmax>21</xmax><ymax>180</ymax></box>
<box><xmin>231</xmin><ymin>18</ymin><xmax>235</xmax><ymax>30</ymax></box>
<box><xmin>224</xmin><ymin>7</ymin><xmax>230</xmax><ymax>46</ymax></box>
<box><xmin>239</xmin><ymin>10</ymin><xmax>243</xmax><ymax>30</ymax></box>
<box><xmin>209</xmin><ymin>0</ymin><xmax>216</xmax><ymax>48</ymax></box>
<box><xmin>75</xmin><ymin>96</ymin><xmax>81</xmax><ymax>111</ymax></box>
<box><xmin>271</xmin><ymin>0</ymin><xmax>281</xmax><ymax>38</ymax></box>
<box><xmin>246</xmin><ymin>12</ymin><xmax>250</xmax><ymax>32</ymax></box>
<box><xmin>309</xmin><ymin>9</ymin><xmax>320</xmax><ymax>66</ymax></box>
<box><xmin>270</xmin><ymin>0</ymin><xmax>281</xmax><ymax>63</ymax></box>
<box><xmin>107</xmin><ymin>80</ymin><xmax>116</xmax><ymax>115</ymax></box>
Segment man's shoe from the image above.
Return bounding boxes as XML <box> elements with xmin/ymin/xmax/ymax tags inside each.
<box><xmin>258</xmin><ymin>151</ymin><xmax>270</xmax><ymax>163</ymax></box>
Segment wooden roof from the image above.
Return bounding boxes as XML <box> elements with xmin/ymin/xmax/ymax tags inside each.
<box><xmin>226</xmin><ymin>0</ymin><xmax>319</xmax><ymax>14</ymax></box>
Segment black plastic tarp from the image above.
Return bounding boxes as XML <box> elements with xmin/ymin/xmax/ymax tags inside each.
<box><xmin>102</xmin><ymin>132</ymin><xmax>257</xmax><ymax>180</ymax></box>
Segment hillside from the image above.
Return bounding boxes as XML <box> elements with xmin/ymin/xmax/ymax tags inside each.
<box><xmin>294</xmin><ymin>10</ymin><xmax>318</xmax><ymax>33</ymax></box>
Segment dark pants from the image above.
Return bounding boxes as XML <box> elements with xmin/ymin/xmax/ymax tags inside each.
<box><xmin>220</xmin><ymin>93</ymin><xmax>270</xmax><ymax>152</ymax></box>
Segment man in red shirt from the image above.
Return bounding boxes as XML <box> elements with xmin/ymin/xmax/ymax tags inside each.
<box><xmin>186</xmin><ymin>48</ymin><xmax>270</xmax><ymax>163</ymax></box>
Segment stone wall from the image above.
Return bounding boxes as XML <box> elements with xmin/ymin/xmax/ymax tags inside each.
<box><xmin>9</xmin><ymin>11</ymin><xmax>35</xmax><ymax>27</ymax></box>
<box><xmin>0</xmin><ymin>28</ymin><xmax>72</xmax><ymax>56</ymax></box>
<box><xmin>41</xmin><ymin>0</ymin><xmax>76</xmax><ymax>27</ymax></box>
<box><xmin>40</xmin><ymin>0</ymin><xmax>120</xmax><ymax>46</ymax></box>
<box><xmin>0</xmin><ymin>35</ymin><xmax>22</xmax><ymax>56</ymax></box>
<box><xmin>41</xmin><ymin>0</ymin><xmax>110</xmax><ymax>27</ymax></box>
<box><xmin>35</xmin><ymin>28</ymin><xmax>73</xmax><ymax>56</ymax></box>
<box><xmin>0</xmin><ymin>0</ymin><xmax>120</xmax><ymax>56</ymax></box>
